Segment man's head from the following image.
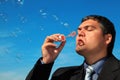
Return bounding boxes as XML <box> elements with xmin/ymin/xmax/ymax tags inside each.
<box><xmin>76</xmin><ymin>15</ymin><xmax>116</xmax><ymax>57</ymax></box>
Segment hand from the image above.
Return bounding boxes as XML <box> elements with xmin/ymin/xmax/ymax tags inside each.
<box><xmin>41</xmin><ymin>34</ymin><xmax>66</xmax><ymax>64</ymax></box>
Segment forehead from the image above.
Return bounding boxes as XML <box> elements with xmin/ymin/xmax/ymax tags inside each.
<box><xmin>79</xmin><ymin>19</ymin><xmax>102</xmax><ymax>28</ymax></box>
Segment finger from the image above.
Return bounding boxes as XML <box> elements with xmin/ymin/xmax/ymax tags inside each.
<box><xmin>57</xmin><ymin>41</ymin><xmax>66</xmax><ymax>52</ymax></box>
<box><xmin>44</xmin><ymin>36</ymin><xmax>54</xmax><ymax>43</ymax></box>
<box><xmin>50</xmin><ymin>34</ymin><xmax>65</xmax><ymax>42</ymax></box>
<box><xmin>43</xmin><ymin>43</ymin><xmax>57</xmax><ymax>48</ymax></box>
<box><xmin>44</xmin><ymin>34</ymin><xmax>61</xmax><ymax>43</ymax></box>
<box><xmin>58</xmin><ymin>35</ymin><xmax>66</xmax><ymax>41</ymax></box>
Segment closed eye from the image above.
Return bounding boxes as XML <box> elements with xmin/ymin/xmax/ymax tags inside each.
<box><xmin>84</xmin><ymin>25</ymin><xmax>96</xmax><ymax>31</ymax></box>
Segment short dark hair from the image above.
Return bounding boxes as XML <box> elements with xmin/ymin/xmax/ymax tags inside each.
<box><xmin>81</xmin><ymin>15</ymin><xmax>116</xmax><ymax>55</ymax></box>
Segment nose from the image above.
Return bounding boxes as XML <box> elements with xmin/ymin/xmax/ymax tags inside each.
<box><xmin>77</xmin><ymin>29</ymin><xmax>85</xmax><ymax>37</ymax></box>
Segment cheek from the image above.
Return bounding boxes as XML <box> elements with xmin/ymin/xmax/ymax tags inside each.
<box><xmin>86</xmin><ymin>33</ymin><xmax>104</xmax><ymax>44</ymax></box>
<box><xmin>89</xmin><ymin>34</ymin><xmax>105</xmax><ymax>47</ymax></box>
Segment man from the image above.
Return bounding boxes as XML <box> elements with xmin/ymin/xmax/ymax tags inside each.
<box><xmin>26</xmin><ymin>15</ymin><xmax>120</xmax><ymax>80</ymax></box>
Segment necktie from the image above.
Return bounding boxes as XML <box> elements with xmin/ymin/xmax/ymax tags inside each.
<box><xmin>84</xmin><ymin>66</ymin><xmax>94</xmax><ymax>80</ymax></box>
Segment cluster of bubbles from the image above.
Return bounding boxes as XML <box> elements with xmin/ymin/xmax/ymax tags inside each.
<box><xmin>9</xmin><ymin>28</ymin><xmax>22</xmax><ymax>38</ymax></box>
<box><xmin>0</xmin><ymin>47</ymin><xmax>9</xmax><ymax>55</ymax></box>
<box><xmin>19</xmin><ymin>16</ymin><xmax>27</xmax><ymax>24</ymax></box>
<box><xmin>39</xmin><ymin>9</ymin><xmax>77</xmax><ymax>49</ymax></box>
<box><xmin>39</xmin><ymin>9</ymin><xmax>77</xmax><ymax>39</ymax></box>
<box><xmin>0</xmin><ymin>7</ymin><xmax>77</xmax><ymax>63</ymax></box>
<box><xmin>0</xmin><ymin>0</ymin><xmax>8</xmax><ymax>4</ymax></box>
<box><xmin>17</xmin><ymin>0</ymin><xmax>24</xmax><ymax>5</ymax></box>
<box><xmin>11</xmin><ymin>0</ymin><xmax>24</xmax><ymax>6</ymax></box>
<box><xmin>0</xmin><ymin>27</ymin><xmax>24</xmax><ymax>62</ymax></box>
<box><xmin>0</xmin><ymin>0</ymin><xmax>25</xmax><ymax>23</ymax></box>
<box><xmin>15</xmin><ymin>53</ymin><xmax>23</xmax><ymax>62</ymax></box>
<box><xmin>39</xmin><ymin>9</ymin><xmax>69</xmax><ymax>27</ymax></box>
<box><xmin>0</xmin><ymin>12</ymin><xmax>8</xmax><ymax>23</ymax></box>
<box><xmin>0</xmin><ymin>0</ymin><xmax>24</xmax><ymax>5</ymax></box>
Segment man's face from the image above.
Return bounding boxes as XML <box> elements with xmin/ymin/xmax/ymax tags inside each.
<box><xmin>76</xmin><ymin>19</ymin><xmax>108</xmax><ymax>56</ymax></box>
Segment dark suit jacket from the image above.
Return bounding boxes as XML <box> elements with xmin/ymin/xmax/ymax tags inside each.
<box><xmin>26</xmin><ymin>55</ymin><xmax>120</xmax><ymax>80</ymax></box>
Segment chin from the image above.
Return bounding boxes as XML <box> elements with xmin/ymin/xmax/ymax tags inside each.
<box><xmin>75</xmin><ymin>47</ymin><xmax>86</xmax><ymax>56</ymax></box>
<box><xmin>76</xmin><ymin>48</ymin><xmax>82</xmax><ymax>55</ymax></box>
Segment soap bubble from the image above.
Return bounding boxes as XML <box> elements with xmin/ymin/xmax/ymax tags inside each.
<box><xmin>0</xmin><ymin>12</ymin><xmax>8</xmax><ymax>23</ymax></box>
<box><xmin>12</xmin><ymin>0</ymin><xmax>24</xmax><ymax>6</ymax></box>
<box><xmin>17</xmin><ymin>0</ymin><xmax>24</xmax><ymax>5</ymax></box>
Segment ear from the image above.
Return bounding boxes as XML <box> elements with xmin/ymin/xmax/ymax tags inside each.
<box><xmin>105</xmin><ymin>34</ymin><xmax>112</xmax><ymax>45</ymax></box>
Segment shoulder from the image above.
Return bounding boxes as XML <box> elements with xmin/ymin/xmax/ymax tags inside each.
<box><xmin>56</xmin><ymin>66</ymin><xmax>82</xmax><ymax>72</ymax></box>
<box><xmin>51</xmin><ymin>65</ymin><xmax>84</xmax><ymax>80</ymax></box>
<box><xmin>103</xmin><ymin>55</ymin><xmax>120</xmax><ymax>78</ymax></box>
<box><xmin>104</xmin><ymin>55</ymin><xmax>120</xmax><ymax>68</ymax></box>
<box><xmin>52</xmin><ymin>65</ymin><xmax>83</xmax><ymax>76</ymax></box>
<box><xmin>107</xmin><ymin>55</ymin><xmax>120</xmax><ymax>65</ymax></box>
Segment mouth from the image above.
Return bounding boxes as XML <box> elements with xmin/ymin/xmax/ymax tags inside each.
<box><xmin>77</xmin><ymin>39</ymin><xmax>85</xmax><ymax>46</ymax></box>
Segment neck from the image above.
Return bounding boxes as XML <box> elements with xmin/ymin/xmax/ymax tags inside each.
<box><xmin>84</xmin><ymin>51</ymin><xmax>108</xmax><ymax>65</ymax></box>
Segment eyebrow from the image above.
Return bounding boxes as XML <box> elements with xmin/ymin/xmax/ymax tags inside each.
<box><xmin>78</xmin><ymin>25</ymin><xmax>96</xmax><ymax>30</ymax></box>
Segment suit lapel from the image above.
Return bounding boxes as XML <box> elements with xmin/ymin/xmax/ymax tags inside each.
<box><xmin>75</xmin><ymin>66</ymin><xmax>84</xmax><ymax>80</ymax></box>
<box><xmin>97</xmin><ymin>55</ymin><xmax>120</xmax><ymax>80</ymax></box>
<box><xmin>69</xmin><ymin>64</ymin><xmax>85</xmax><ymax>80</ymax></box>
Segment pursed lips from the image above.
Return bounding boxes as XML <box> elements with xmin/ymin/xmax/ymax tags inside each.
<box><xmin>77</xmin><ymin>39</ymin><xmax>85</xmax><ymax>46</ymax></box>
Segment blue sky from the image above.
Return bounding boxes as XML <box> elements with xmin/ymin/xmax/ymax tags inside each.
<box><xmin>0</xmin><ymin>0</ymin><xmax>120</xmax><ymax>80</ymax></box>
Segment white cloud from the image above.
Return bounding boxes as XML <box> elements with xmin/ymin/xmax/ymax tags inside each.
<box><xmin>0</xmin><ymin>71</ymin><xmax>25</xmax><ymax>80</ymax></box>
<box><xmin>0</xmin><ymin>43</ymin><xmax>15</xmax><ymax>55</ymax></box>
<box><xmin>0</xmin><ymin>31</ymin><xmax>10</xmax><ymax>38</ymax></box>
<box><xmin>0</xmin><ymin>28</ymin><xmax>23</xmax><ymax>38</ymax></box>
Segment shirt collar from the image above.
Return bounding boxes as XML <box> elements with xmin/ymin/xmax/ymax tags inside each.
<box><xmin>84</xmin><ymin>57</ymin><xmax>107</xmax><ymax>74</ymax></box>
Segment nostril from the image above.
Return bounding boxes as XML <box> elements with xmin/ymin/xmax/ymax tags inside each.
<box><xmin>78</xmin><ymin>32</ymin><xmax>85</xmax><ymax>37</ymax></box>
<box><xmin>79</xmin><ymin>34</ymin><xmax>82</xmax><ymax>37</ymax></box>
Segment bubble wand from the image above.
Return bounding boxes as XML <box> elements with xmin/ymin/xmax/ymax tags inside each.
<box><xmin>58</xmin><ymin>31</ymin><xmax>76</xmax><ymax>41</ymax></box>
